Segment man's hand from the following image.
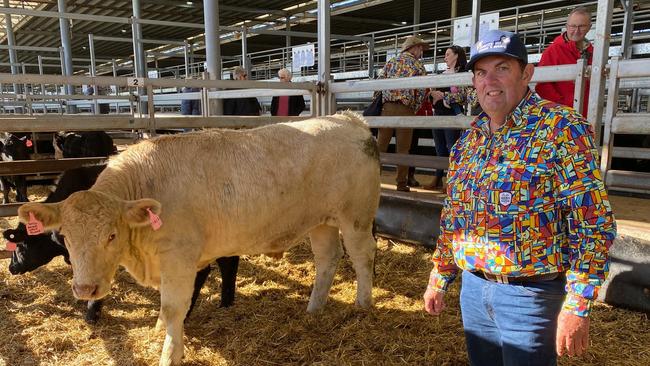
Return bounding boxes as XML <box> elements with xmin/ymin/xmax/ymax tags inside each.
<box><xmin>556</xmin><ymin>310</ymin><xmax>590</xmax><ymax>357</ymax></box>
<box><xmin>423</xmin><ymin>287</ymin><xmax>446</xmax><ymax>315</ymax></box>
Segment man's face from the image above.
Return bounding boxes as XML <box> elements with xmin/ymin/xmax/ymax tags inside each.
<box><xmin>236</xmin><ymin>72</ymin><xmax>248</xmax><ymax>81</ymax></box>
<box><xmin>566</xmin><ymin>13</ymin><xmax>591</xmax><ymax>43</ymax></box>
<box><xmin>279</xmin><ymin>73</ymin><xmax>291</xmax><ymax>82</ymax></box>
<box><xmin>472</xmin><ymin>56</ymin><xmax>534</xmax><ymax>120</ymax></box>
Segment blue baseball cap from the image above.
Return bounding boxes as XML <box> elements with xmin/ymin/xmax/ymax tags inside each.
<box><xmin>466</xmin><ymin>30</ymin><xmax>528</xmax><ymax>71</ymax></box>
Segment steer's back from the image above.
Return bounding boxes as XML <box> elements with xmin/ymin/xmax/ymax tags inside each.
<box><xmin>93</xmin><ymin>112</ymin><xmax>380</xmax><ymax>261</ymax></box>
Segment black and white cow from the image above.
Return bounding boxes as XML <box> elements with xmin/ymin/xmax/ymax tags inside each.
<box><xmin>0</xmin><ymin>133</ymin><xmax>31</xmax><ymax>204</ymax></box>
<box><xmin>5</xmin><ymin>164</ymin><xmax>240</xmax><ymax>323</ymax></box>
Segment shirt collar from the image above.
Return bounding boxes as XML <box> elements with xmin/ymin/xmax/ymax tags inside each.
<box><xmin>471</xmin><ymin>89</ymin><xmax>537</xmax><ymax>135</ymax></box>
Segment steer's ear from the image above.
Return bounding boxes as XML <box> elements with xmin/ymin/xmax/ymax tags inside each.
<box><xmin>124</xmin><ymin>198</ymin><xmax>162</xmax><ymax>228</ymax></box>
<box><xmin>17</xmin><ymin>202</ymin><xmax>62</xmax><ymax>231</ymax></box>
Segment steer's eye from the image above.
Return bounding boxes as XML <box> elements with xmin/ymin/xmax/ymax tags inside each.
<box><xmin>108</xmin><ymin>233</ymin><xmax>116</xmax><ymax>242</ymax></box>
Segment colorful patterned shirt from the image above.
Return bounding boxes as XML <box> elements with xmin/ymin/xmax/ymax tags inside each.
<box><xmin>381</xmin><ymin>51</ymin><xmax>428</xmax><ymax>112</ymax></box>
<box><xmin>429</xmin><ymin>90</ymin><xmax>616</xmax><ymax>317</ymax></box>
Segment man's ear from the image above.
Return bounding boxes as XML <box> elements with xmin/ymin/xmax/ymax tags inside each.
<box><xmin>124</xmin><ymin>198</ymin><xmax>162</xmax><ymax>228</ymax></box>
<box><xmin>522</xmin><ymin>63</ymin><xmax>535</xmax><ymax>83</ymax></box>
<box><xmin>17</xmin><ymin>202</ymin><xmax>62</xmax><ymax>231</ymax></box>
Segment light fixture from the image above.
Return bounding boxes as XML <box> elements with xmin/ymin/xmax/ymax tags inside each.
<box><xmin>121</xmin><ymin>28</ymin><xmax>127</xmax><ymax>33</ymax></box>
<box><xmin>401</xmin><ymin>21</ymin><xmax>407</xmax><ymax>25</ymax></box>
<box><xmin>186</xmin><ymin>1</ymin><xmax>193</xmax><ymax>5</ymax></box>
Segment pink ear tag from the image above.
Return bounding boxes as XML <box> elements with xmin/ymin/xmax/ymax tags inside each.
<box><xmin>147</xmin><ymin>208</ymin><xmax>162</xmax><ymax>231</ymax></box>
<box><xmin>25</xmin><ymin>139</ymin><xmax>33</xmax><ymax>148</ymax></box>
<box><xmin>26</xmin><ymin>212</ymin><xmax>44</xmax><ymax>236</ymax></box>
<box><xmin>6</xmin><ymin>242</ymin><xmax>16</xmax><ymax>251</ymax></box>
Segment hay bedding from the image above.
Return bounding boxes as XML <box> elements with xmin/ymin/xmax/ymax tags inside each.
<box><xmin>0</xmin><ymin>187</ymin><xmax>648</xmax><ymax>366</ymax></box>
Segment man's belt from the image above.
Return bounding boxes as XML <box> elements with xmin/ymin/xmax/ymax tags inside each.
<box><xmin>472</xmin><ymin>271</ymin><xmax>563</xmax><ymax>284</ymax></box>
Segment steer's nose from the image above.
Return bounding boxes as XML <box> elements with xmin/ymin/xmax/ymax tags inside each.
<box><xmin>72</xmin><ymin>283</ymin><xmax>98</xmax><ymax>299</ymax></box>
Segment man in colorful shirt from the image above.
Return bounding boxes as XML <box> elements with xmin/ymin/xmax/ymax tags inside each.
<box><xmin>535</xmin><ymin>6</ymin><xmax>593</xmax><ymax>116</ymax></box>
<box><xmin>377</xmin><ymin>35</ymin><xmax>429</xmax><ymax>192</ymax></box>
<box><xmin>423</xmin><ymin>30</ymin><xmax>616</xmax><ymax>365</ymax></box>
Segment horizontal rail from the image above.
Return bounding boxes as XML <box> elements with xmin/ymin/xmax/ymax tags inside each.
<box><xmin>612</xmin><ymin>147</ymin><xmax>650</xmax><ymax>160</ymax></box>
<box><xmin>0</xmin><ymin>116</ymin><xmax>146</xmax><ymax>132</ymax></box>
<box><xmin>366</xmin><ymin>116</ymin><xmax>473</xmax><ymax>129</ymax></box>
<box><xmin>616</xmin><ymin>59</ymin><xmax>650</xmax><ymax>78</ymax></box>
<box><xmin>330</xmin><ymin>64</ymin><xmax>580</xmax><ymax>93</ymax></box>
<box><xmin>0</xmin><ymin>158</ymin><xmax>107</xmax><ymax>176</ymax></box>
<box><xmin>611</xmin><ymin>114</ymin><xmax>650</xmax><ymax>134</ymax></box>
<box><xmin>606</xmin><ymin>170</ymin><xmax>650</xmax><ymax>190</ymax></box>
<box><xmin>380</xmin><ymin>153</ymin><xmax>449</xmax><ymax>169</ymax></box>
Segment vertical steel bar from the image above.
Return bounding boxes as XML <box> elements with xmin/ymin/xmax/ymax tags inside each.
<box><xmin>317</xmin><ymin>0</ymin><xmax>331</xmax><ymax>115</ymax></box>
<box><xmin>470</xmin><ymin>0</ymin><xmax>481</xmax><ymax>45</ymax></box>
<box><xmin>203</xmin><ymin>0</ymin><xmax>222</xmax><ymax>115</ymax></box>
<box><xmin>587</xmin><ymin>0</ymin><xmax>614</xmax><ymax>140</ymax></box>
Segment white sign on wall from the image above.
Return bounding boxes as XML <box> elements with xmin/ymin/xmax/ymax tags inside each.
<box><xmin>292</xmin><ymin>44</ymin><xmax>315</xmax><ymax>71</ymax></box>
<box><xmin>453</xmin><ymin>12</ymin><xmax>500</xmax><ymax>47</ymax></box>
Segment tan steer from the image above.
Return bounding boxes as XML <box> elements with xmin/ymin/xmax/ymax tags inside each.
<box><xmin>18</xmin><ymin>112</ymin><xmax>380</xmax><ymax>366</ymax></box>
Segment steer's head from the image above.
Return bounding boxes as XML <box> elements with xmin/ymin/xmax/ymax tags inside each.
<box><xmin>18</xmin><ymin>190</ymin><xmax>161</xmax><ymax>300</ymax></box>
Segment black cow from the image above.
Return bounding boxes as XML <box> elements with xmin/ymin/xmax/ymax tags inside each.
<box><xmin>5</xmin><ymin>164</ymin><xmax>239</xmax><ymax>323</ymax></box>
<box><xmin>53</xmin><ymin>131</ymin><xmax>117</xmax><ymax>159</ymax></box>
<box><xmin>0</xmin><ymin>133</ymin><xmax>31</xmax><ymax>204</ymax></box>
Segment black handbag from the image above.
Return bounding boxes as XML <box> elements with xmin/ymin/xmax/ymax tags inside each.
<box><xmin>363</xmin><ymin>91</ymin><xmax>383</xmax><ymax>116</ymax></box>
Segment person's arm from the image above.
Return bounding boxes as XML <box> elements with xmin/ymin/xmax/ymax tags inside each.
<box><xmin>270</xmin><ymin>96</ymin><xmax>278</xmax><ymax>116</ymax></box>
<box><xmin>296</xmin><ymin>95</ymin><xmax>306</xmax><ymax>115</ymax></box>
<box><xmin>443</xmin><ymin>85</ymin><xmax>467</xmax><ymax>106</ymax></box>
<box><xmin>554</xmin><ymin>117</ymin><xmax>616</xmax><ymax>318</ymax></box>
<box><xmin>423</xmin><ymin>196</ymin><xmax>460</xmax><ymax>315</ymax></box>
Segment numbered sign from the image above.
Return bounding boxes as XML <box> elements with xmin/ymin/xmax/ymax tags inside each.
<box><xmin>127</xmin><ymin>77</ymin><xmax>144</xmax><ymax>87</ymax></box>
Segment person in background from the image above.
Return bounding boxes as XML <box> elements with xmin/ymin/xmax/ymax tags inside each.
<box><xmin>180</xmin><ymin>78</ymin><xmax>201</xmax><ymax>116</ymax></box>
<box><xmin>377</xmin><ymin>35</ymin><xmax>429</xmax><ymax>192</ymax></box>
<box><xmin>535</xmin><ymin>6</ymin><xmax>593</xmax><ymax>116</ymax></box>
<box><xmin>424</xmin><ymin>45</ymin><xmax>469</xmax><ymax>191</ymax></box>
<box><xmin>423</xmin><ymin>30</ymin><xmax>616</xmax><ymax>366</ymax></box>
<box><xmin>271</xmin><ymin>68</ymin><xmax>306</xmax><ymax>116</ymax></box>
<box><xmin>223</xmin><ymin>66</ymin><xmax>261</xmax><ymax>116</ymax></box>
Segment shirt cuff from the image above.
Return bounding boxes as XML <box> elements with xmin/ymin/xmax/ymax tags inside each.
<box><xmin>562</xmin><ymin>292</ymin><xmax>593</xmax><ymax>317</ymax></box>
<box><xmin>428</xmin><ymin>270</ymin><xmax>452</xmax><ymax>292</ymax></box>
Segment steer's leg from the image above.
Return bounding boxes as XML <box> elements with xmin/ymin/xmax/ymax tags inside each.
<box><xmin>340</xmin><ymin>221</ymin><xmax>376</xmax><ymax>308</ymax></box>
<box><xmin>307</xmin><ymin>224</ymin><xmax>343</xmax><ymax>312</ymax></box>
<box><xmin>159</xmin><ymin>256</ymin><xmax>197</xmax><ymax>366</ymax></box>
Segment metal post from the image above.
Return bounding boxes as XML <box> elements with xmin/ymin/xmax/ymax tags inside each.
<box><xmin>285</xmin><ymin>15</ymin><xmax>292</xmax><ymax>68</ymax></box>
<box><xmin>587</xmin><ymin>0</ymin><xmax>614</xmax><ymax>140</ymax></box>
<box><xmin>620</xmin><ymin>0</ymin><xmax>633</xmax><ymax>59</ymax></box>
<box><xmin>131</xmin><ymin>0</ymin><xmax>146</xmax><ymax>79</ymax></box>
<box><xmin>37</xmin><ymin>55</ymin><xmax>46</xmax><ymax>114</ymax></box>
<box><xmin>241</xmin><ymin>26</ymin><xmax>249</xmax><ymax>72</ymax></box>
<box><xmin>433</xmin><ymin>21</ymin><xmax>439</xmax><ymax>72</ymax></box>
<box><xmin>57</xmin><ymin>0</ymin><xmax>74</xmax><ymax>102</ymax></box>
<box><xmin>573</xmin><ymin>59</ymin><xmax>587</xmax><ymax>114</ymax></box>
<box><xmin>183</xmin><ymin>40</ymin><xmax>190</xmax><ymax>77</ymax></box>
<box><xmin>367</xmin><ymin>36</ymin><xmax>375</xmax><ymax>79</ymax></box>
<box><xmin>88</xmin><ymin>33</ymin><xmax>98</xmax><ymax>114</ymax></box>
<box><xmin>4</xmin><ymin>0</ymin><xmax>19</xmax><ymax>93</ymax></box>
<box><xmin>203</xmin><ymin>0</ymin><xmax>222</xmax><ymax>115</ymax></box>
<box><xmin>470</xmin><ymin>0</ymin><xmax>481</xmax><ymax>45</ymax></box>
<box><xmin>600</xmin><ymin>56</ymin><xmax>620</xmax><ymax>179</ymax></box>
<box><xmin>413</xmin><ymin>0</ymin><xmax>420</xmax><ymax>33</ymax></box>
<box><xmin>318</xmin><ymin>0</ymin><xmax>331</xmax><ymax>115</ymax></box>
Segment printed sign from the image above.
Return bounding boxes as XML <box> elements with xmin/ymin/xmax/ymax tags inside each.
<box><xmin>127</xmin><ymin>77</ymin><xmax>144</xmax><ymax>87</ymax></box>
<box><xmin>292</xmin><ymin>44</ymin><xmax>315</xmax><ymax>71</ymax></box>
<box><xmin>453</xmin><ymin>12</ymin><xmax>500</xmax><ymax>48</ymax></box>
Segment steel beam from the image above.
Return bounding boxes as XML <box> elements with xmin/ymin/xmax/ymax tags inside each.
<box><xmin>318</xmin><ymin>0</ymin><xmax>331</xmax><ymax>115</ymax></box>
<box><xmin>57</xmin><ymin>0</ymin><xmax>74</xmax><ymax>100</ymax></box>
<box><xmin>203</xmin><ymin>0</ymin><xmax>222</xmax><ymax>115</ymax></box>
<box><xmin>470</xmin><ymin>0</ymin><xmax>481</xmax><ymax>45</ymax></box>
<box><xmin>587</xmin><ymin>0</ymin><xmax>614</xmax><ymax>139</ymax></box>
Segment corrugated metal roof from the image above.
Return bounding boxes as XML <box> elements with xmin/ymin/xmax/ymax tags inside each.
<box><xmin>0</xmin><ymin>0</ymin><xmax>629</xmax><ymax>74</ymax></box>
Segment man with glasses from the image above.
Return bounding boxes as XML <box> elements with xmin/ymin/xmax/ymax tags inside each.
<box><xmin>535</xmin><ymin>6</ymin><xmax>592</xmax><ymax>116</ymax></box>
<box><xmin>223</xmin><ymin>66</ymin><xmax>261</xmax><ymax>116</ymax></box>
<box><xmin>271</xmin><ymin>68</ymin><xmax>306</xmax><ymax>116</ymax></box>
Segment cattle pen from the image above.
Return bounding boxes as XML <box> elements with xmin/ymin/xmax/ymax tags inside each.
<box><xmin>1</xmin><ymin>0</ymin><xmax>650</xmax><ymax>365</ymax></box>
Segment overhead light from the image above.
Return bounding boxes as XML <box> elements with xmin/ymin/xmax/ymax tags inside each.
<box><xmin>186</xmin><ymin>1</ymin><xmax>193</xmax><ymax>4</ymax></box>
<box><xmin>121</xmin><ymin>28</ymin><xmax>127</xmax><ymax>33</ymax></box>
<box><xmin>401</xmin><ymin>21</ymin><xmax>407</xmax><ymax>25</ymax></box>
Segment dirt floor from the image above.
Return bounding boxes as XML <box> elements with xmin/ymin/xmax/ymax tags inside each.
<box><xmin>0</xmin><ymin>185</ymin><xmax>648</xmax><ymax>366</ymax></box>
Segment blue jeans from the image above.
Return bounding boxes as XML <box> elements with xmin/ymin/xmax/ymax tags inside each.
<box><xmin>460</xmin><ymin>271</ymin><xmax>566</xmax><ymax>366</ymax></box>
<box><xmin>431</xmin><ymin>128</ymin><xmax>459</xmax><ymax>178</ymax></box>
